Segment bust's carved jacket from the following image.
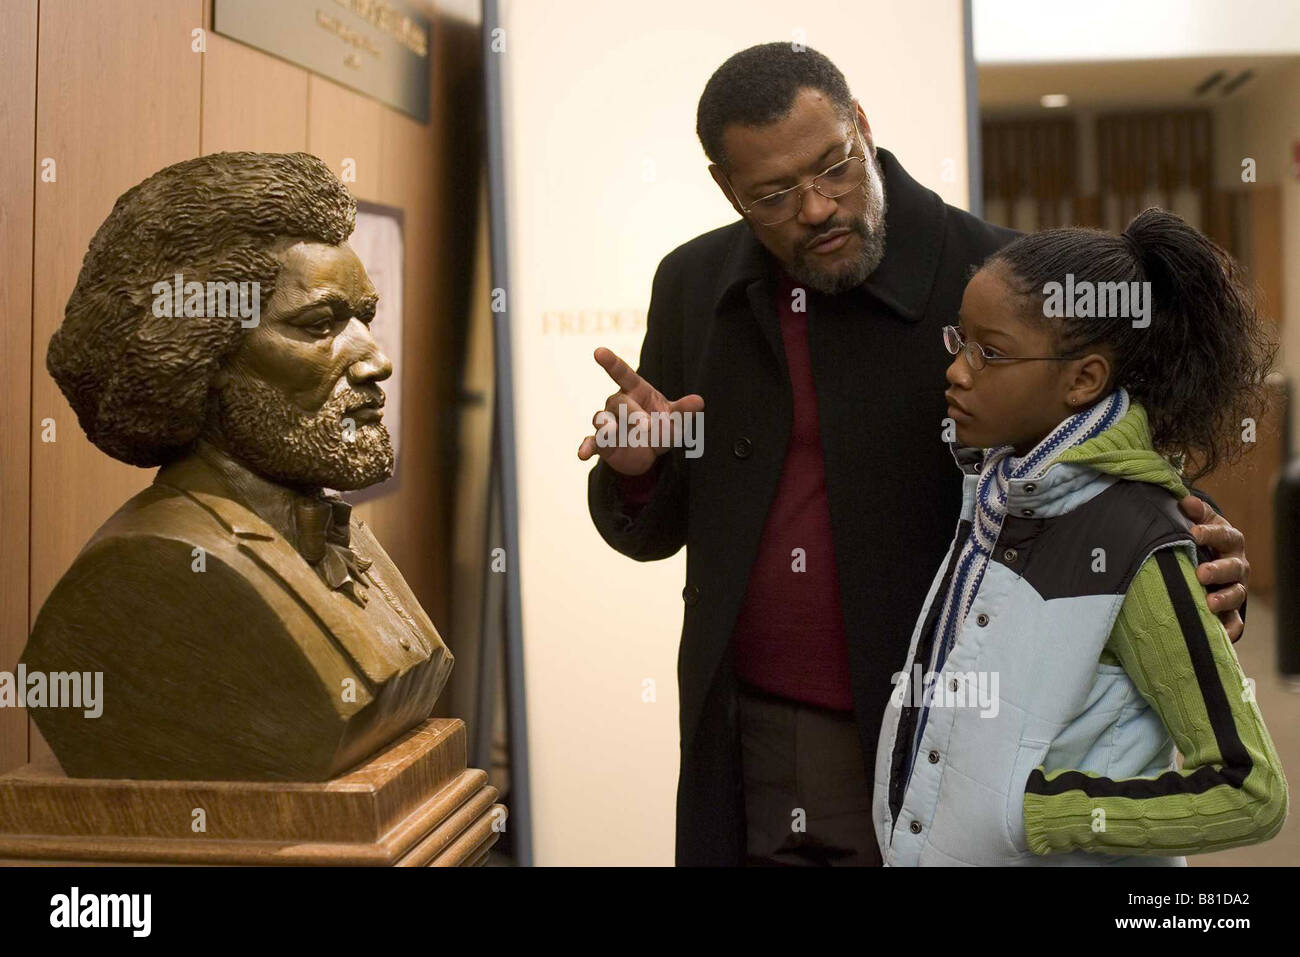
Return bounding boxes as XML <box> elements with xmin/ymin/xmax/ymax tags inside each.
<box><xmin>24</xmin><ymin>447</ymin><xmax>453</xmax><ymax>781</ymax></box>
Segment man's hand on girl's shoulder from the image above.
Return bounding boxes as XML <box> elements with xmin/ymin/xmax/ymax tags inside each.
<box><xmin>1179</xmin><ymin>494</ymin><xmax>1248</xmax><ymax>643</ymax></box>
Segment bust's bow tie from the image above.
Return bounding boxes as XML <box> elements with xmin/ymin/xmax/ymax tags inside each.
<box><xmin>293</xmin><ymin>494</ymin><xmax>372</xmax><ymax>607</ymax></box>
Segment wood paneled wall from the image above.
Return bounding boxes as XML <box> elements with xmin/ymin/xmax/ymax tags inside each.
<box><xmin>0</xmin><ymin>2</ymin><xmax>39</xmax><ymax>774</ymax></box>
<box><xmin>1097</xmin><ymin>110</ymin><xmax>1214</xmax><ymax>229</ymax></box>
<box><xmin>982</xmin><ymin>117</ymin><xmax>1078</xmax><ymax>229</ymax></box>
<box><xmin>2</xmin><ymin>0</ymin><xmax>482</xmax><ymax>774</ymax></box>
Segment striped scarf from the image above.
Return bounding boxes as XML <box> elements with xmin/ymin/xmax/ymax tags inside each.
<box><xmin>908</xmin><ymin>389</ymin><xmax>1130</xmax><ymax>772</ymax></box>
<box><xmin>928</xmin><ymin>387</ymin><xmax>1131</xmax><ymax>677</ymax></box>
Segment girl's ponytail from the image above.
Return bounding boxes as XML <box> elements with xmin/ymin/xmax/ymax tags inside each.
<box><xmin>992</xmin><ymin>208</ymin><xmax>1277</xmax><ymax>482</ymax></box>
<box><xmin>1119</xmin><ymin>208</ymin><xmax>1275</xmax><ymax>480</ymax></box>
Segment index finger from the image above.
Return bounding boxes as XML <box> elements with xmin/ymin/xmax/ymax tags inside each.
<box><xmin>594</xmin><ymin>347</ymin><xmax>645</xmax><ymax>396</ymax></box>
<box><xmin>1193</xmin><ymin>521</ymin><xmax>1245</xmax><ymax>559</ymax></box>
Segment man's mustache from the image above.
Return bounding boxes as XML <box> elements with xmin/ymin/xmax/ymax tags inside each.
<box><xmin>803</xmin><ymin>217</ymin><xmax>870</xmax><ymax>251</ymax></box>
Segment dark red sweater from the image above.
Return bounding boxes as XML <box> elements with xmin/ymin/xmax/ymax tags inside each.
<box><xmin>619</xmin><ymin>269</ymin><xmax>853</xmax><ymax>712</ymax></box>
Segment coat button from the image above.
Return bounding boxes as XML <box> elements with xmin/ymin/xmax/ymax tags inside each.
<box><xmin>910</xmin><ymin>821</ymin><xmax>923</xmax><ymax>834</ymax></box>
<box><xmin>1024</xmin><ymin>483</ymin><xmax>1037</xmax><ymax>493</ymax></box>
<box><xmin>928</xmin><ymin>750</ymin><xmax>940</xmax><ymax>764</ymax></box>
<box><xmin>733</xmin><ymin>437</ymin><xmax>752</xmax><ymax>459</ymax></box>
<box><xmin>682</xmin><ymin>584</ymin><xmax>700</xmax><ymax>606</ymax></box>
<box><xmin>1003</xmin><ymin>548</ymin><xmax>1018</xmax><ymax>563</ymax></box>
<box><xmin>949</xmin><ymin>678</ymin><xmax>959</xmax><ymax>692</ymax></box>
<box><xmin>976</xmin><ymin>613</ymin><xmax>989</xmax><ymax>627</ymax></box>
<box><xmin>1021</xmin><ymin>508</ymin><xmax>1034</xmax><ymax>517</ymax></box>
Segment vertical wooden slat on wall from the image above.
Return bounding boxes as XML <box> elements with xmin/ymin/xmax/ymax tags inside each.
<box><xmin>416</xmin><ymin>14</ymin><xmax>485</xmax><ymax>720</ymax></box>
<box><xmin>307</xmin><ymin>76</ymin><xmax>385</xmax><ymax>204</ymax></box>
<box><xmin>28</xmin><ymin>0</ymin><xmax>204</xmax><ymax>767</ymax></box>
<box><xmin>201</xmin><ymin>32</ymin><xmax>309</xmax><ymax>154</ymax></box>
<box><xmin>1196</xmin><ymin>111</ymin><xmax>1214</xmax><ymax>233</ymax></box>
<box><xmin>0</xmin><ymin>0</ymin><xmax>39</xmax><ymax>775</ymax></box>
<box><xmin>980</xmin><ymin>116</ymin><xmax>1075</xmax><ymax>230</ymax></box>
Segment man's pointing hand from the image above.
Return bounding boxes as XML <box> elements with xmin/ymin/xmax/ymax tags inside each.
<box><xmin>576</xmin><ymin>347</ymin><xmax>704</xmax><ymax>476</ymax></box>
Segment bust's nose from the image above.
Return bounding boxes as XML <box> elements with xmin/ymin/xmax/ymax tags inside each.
<box><xmin>345</xmin><ymin>319</ymin><xmax>393</xmax><ymax>385</ymax></box>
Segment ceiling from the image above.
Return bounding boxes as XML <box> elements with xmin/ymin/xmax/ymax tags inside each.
<box><xmin>979</xmin><ymin>54</ymin><xmax>1300</xmax><ymax>114</ymax></box>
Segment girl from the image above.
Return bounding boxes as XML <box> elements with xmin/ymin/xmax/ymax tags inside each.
<box><xmin>872</xmin><ymin>208</ymin><xmax>1287</xmax><ymax>866</ymax></box>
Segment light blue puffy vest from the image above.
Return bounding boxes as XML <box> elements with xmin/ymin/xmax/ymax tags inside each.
<box><xmin>872</xmin><ymin>446</ymin><xmax>1197</xmax><ymax>866</ymax></box>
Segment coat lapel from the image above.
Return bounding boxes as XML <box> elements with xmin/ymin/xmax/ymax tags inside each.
<box><xmin>712</xmin><ymin>224</ymin><xmax>783</xmax><ymax>370</ymax></box>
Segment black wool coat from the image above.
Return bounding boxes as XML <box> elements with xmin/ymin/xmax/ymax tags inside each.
<box><xmin>588</xmin><ymin>148</ymin><xmax>1019</xmax><ymax>865</ymax></box>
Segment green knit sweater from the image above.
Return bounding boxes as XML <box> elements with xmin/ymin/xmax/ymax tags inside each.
<box><xmin>1021</xmin><ymin>403</ymin><xmax>1288</xmax><ymax>856</ymax></box>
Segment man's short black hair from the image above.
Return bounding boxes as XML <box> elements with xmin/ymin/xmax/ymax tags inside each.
<box><xmin>696</xmin><ymin>42</ymin><xmax>855</xmax><ymax>169</ymax></box>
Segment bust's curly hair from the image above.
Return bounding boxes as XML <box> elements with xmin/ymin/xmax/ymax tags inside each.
<box><xmin>48</xmin><ymin>151</ymin><xmax>356</xmax><ymax>467</ymax></box>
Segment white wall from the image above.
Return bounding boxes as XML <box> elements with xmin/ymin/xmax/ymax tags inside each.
<box><xmin>497</xmin><ymin>0</ymin><xmax>970</xmax><ymax>865</ymax></box>
<box><xmin>974</xmin><ymin>0</ymin><xmax>1300</xmax><ymax>63</ymax></box>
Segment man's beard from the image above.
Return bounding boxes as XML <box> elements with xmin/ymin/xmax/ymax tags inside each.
<box><xmin>787</xmin><ymin>150</ymin><xmax>888</xmax><ymax>295</ymax></box>
<box><xmin>208</xmin><ymin>370</ymin><xmax>394</xmax><ymax>491</ymax></box>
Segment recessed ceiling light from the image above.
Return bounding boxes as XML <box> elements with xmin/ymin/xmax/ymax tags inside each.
<box><xmin>1040</xmin><ymin>93</ymin><xmax>1069</xmax><ymax>109</ymax></box>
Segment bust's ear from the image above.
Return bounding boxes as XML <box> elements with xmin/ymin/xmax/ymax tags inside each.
<box><xmin>708</xmin><ymin>164</ymin><xmax>745</xmax><ymax>219</ymax></box>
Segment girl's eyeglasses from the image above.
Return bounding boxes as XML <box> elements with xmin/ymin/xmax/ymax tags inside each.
<box><xmin>942</xmin><ymin>324</ymin><xmax>1079</xmax><ymax>372</ymax></box>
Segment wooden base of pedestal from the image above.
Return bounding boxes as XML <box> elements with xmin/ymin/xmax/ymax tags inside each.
<box><xmin>0</xmin><ymin>718</ymin><xmax>505</xmax><ymax>866</ymax></box>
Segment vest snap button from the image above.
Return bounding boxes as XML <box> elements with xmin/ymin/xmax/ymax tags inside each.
<box><xmin>928</xmin><ymin>750</ymin><xmax>940</xmax><ymax>764</ymax></box>
<box><xmin>1003</xmin><ymin>548</ymin><xmax>1018</xmax><ymax>562</ymax></box>
<box><xmin>976</xmin><ymin>613</ymin><xmax>989</xmax><ymax>627</ymax></box>
<box><xmin>1024</xmin><ymin>483</ymin><xmax>1037</xmax><ymax>493</ymax></box>
<box><xmin>1021</xmin><ymin>508</ymin><xmax>1034</xmax><ymax>517</ymax></box>
<box><xmin>909</xmin><ymin>821</ymin><xmax>922</xmax><ymax>834</ymax></box>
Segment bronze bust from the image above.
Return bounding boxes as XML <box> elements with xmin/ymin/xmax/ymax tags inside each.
<box><xmin>24</xmin><ymin>152</ymin><xmax>453</xmax><ymax>781</ymax></box>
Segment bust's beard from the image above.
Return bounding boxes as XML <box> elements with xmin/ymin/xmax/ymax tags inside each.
<box><xmin>207</xmin><ymin>370</ymin><xmax>394</xmax><ymax>492</ymax></box>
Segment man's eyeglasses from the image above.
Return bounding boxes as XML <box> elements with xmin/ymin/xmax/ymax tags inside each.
<box><xmin>724</xmin><ymin>115</ymin><xmax>869</xmax><ymax>227</ymax></box>
<box><xmin>942</xmin><ymin>325</ymin><xmax>1078</xmax><ymax>371</ymax></box>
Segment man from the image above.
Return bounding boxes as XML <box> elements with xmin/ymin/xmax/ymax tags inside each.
<box><xmin>578</xmin><ymin>44</ymin><xmax>1249</xmax><ymax>866</ymax></box>
<box><xmin>26</xmin><ymin>151</ymin><xmax>452</xmax><ymax>781</ymax></box>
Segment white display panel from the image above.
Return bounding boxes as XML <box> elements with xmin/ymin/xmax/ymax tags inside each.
<box><xmin>496</xmin><ymin>0</ymin><xmax>971</xmax><ymax>865</ymax></box>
